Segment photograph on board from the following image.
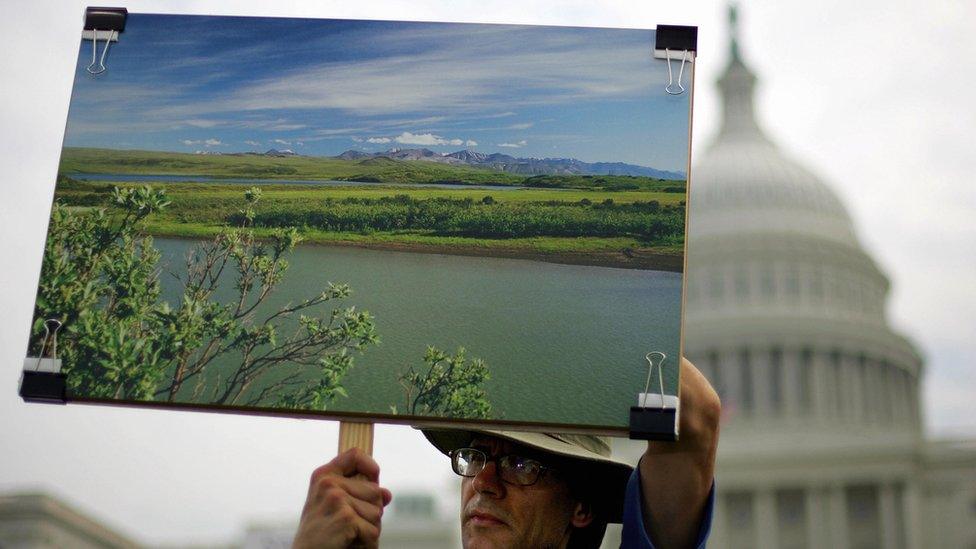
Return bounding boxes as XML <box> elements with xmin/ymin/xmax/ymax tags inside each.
<box><xmin>26</xmin><ymin>14</ymin><xmax>693</xmax><ymax>431</ymax></box>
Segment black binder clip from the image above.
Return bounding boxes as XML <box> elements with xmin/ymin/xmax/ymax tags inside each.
<box><xmin>82</xmin><ymin>7</ymin><xmax>128</xmax><ymax>75</ymax></box>
<box><xmin>629</xmin><ymin>352</ymin><xmax>679</xmax><ymax>441</ymax></box>
<box><xmin>653</xmin><ymin>25</ymin><xmax>698</xmax><ymax>96</ymax></box>
<box><xmin>20</xmin><ymin>319</ymin><xmax>68</xmax><ymax>404</ymax></box>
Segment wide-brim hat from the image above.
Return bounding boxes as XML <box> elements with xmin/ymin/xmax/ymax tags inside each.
<box><xmin>421</xmin><ymin>428</ymin><xmax>634</xmax><ymax>523</ymax></box>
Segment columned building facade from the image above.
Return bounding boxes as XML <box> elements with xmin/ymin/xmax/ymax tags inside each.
<box><xmin>610</xmin><ymin>10</ymin><xmax>976</xmax><ymax>549</ymax></box>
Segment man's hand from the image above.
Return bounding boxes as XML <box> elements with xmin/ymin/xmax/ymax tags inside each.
<box><xmin>640</xmin><ymin>357</ymin><xmax>721</xmax><ymax>549</ymax></box>
<box><xmin>293</xmin><ymin>448</ymin><xmax>393</xmax><ymax>549</ymax></box>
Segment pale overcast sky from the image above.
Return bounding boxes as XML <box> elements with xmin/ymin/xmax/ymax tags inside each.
<box><xmin>1</xmin><ymin>0</ymin><xmax>973</xmax><ymax>545</ymax></box>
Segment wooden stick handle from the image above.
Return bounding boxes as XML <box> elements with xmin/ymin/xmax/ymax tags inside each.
<box><xmin>338</xmin><ymin>421</ymin><xmax>374</xmax><ymax>455</ymax></box>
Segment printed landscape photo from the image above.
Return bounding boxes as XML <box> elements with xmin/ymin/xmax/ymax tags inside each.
<box><xmin>28</xmin><ymin>14</ymin><xmax>692</xmax><ymax>430</ymax></box>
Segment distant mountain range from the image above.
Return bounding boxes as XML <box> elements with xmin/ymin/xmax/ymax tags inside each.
<box><xmin>336</xmin><ymin>148</ymin><xmax>685</xmax><ymax>179</ymax></box>
<box><xmin>200</xmin><ymin>147</ymin><xmax>685</xmax><ymax>179</ymax></box>
<box><xmin>199</xmin><ymin>148</ymin><xmax>298</xmax><ymax>157</ymax></box>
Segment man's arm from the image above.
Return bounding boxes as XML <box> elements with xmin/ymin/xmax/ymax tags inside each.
<box><xmin>293</xmin><ymin>448</ymin><xmax>393</xmax><ymax>549</ymax></box>
<box><xmin>639</xmin><ymin>357</ymin><xmax>721</xmax><ymax>549</ymax></box>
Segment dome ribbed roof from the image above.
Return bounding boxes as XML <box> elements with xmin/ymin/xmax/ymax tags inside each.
<box><xmin>690</xmin><ymin>36</ymin><xmax>859</xmax><ymax>248</ymax></box>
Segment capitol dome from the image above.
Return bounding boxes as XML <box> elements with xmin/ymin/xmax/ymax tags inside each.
<box><xmin>683</xmin><ymin>17</ymin><xmax>923</xmax><ymax>442</ymax></box>
<box><xmin>604</xmin><ymin>11</ymin><xmax>976</xmax><ymax>549</ymax></box>
<box><xmin>693</xmin><ymin>48</ymin><xmax>857</xmax><ymax>248</ymax></box>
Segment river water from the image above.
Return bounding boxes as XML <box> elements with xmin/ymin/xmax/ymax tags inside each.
<box><xmin>154</xmin><ymin>238</ymin><xmax>682</xmax><ymax>429</ymax></box>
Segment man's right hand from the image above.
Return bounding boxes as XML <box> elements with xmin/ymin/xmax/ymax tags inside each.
<box><xmin>293</xmin><ymin>448</ymin><xmax>393</xmax><ymax>549</ymax></box>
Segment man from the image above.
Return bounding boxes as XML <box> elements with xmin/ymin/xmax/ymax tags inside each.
<box><xmin>293</xmin><ymin>358</ymin><xmax>720</xmax><ymax>548</ymax></box>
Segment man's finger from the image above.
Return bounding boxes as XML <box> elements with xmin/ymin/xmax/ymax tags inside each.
<box><xmin>323</xmin><ymin>501</ymin><xmax>382</xmax><ymax>547</ymax></box>
<box><xmin>350</xmin><ymin>514</ymin><xmax>381</xmax><ymax>548</ymax></box>
<box><xmin>347</xmin><ymin>493</ymin><xmax>384</xmax><ymax>527</ymax></box>
<box><xmin>326</xmin><ymin>501</ymin><xmax>381</xmax><ymax>548</ymax></box>
<box><xmin>307</xmin><ymin>449</ymin><xmax>381</xmax><ymax>497</ymax></box>
<box><xmin>327</xmin><ymin>475</ymin><xmax>387</xmax><ymax>506</ymax></box>
<box><xmin>330</xmin><ymin>448</ymin><xmax>382</xmax><ymax>481</ymax></box>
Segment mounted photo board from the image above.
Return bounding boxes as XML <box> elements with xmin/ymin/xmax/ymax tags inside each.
<box><xmin>21</xmin><ymin>8</ymin><xmax>697</xmax><ymax>439</ymax></box>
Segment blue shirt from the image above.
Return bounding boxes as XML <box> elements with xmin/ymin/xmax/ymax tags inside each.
<box><xmin>619</xmin><ymin>466</ymin><xmax>715</xmax><ymax>548</ymax></box>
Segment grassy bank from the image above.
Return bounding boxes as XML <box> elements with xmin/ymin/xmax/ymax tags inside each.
<box><xmin>58</xmin><ymin>178</ymin><xmax>686</xmax><ymax>206</ymax></box>
<box><xmin>142</xmin><ymin>222</ymin><xmax>684</xmax><ymax>271</ymax></box>
<box><xmin>54</xmin><ymin>172</ymin><xmax>686</xmax><ymax>270</ymax></box>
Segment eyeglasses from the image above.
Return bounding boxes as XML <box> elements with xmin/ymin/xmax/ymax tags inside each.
<box><xmin>450</xmin><ymin>447</ymin><xmax>555</xmax><ymax>486</ymax></box>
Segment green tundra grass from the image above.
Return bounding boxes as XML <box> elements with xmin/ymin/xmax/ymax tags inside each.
<box><xmin>54</xmin><ymin>149</ymin><xmax>687</xmax><ymax>269</ymax></box>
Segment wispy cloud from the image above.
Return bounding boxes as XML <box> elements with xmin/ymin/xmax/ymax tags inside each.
<box><xmin>272</xmin><ymin>138</ymin><xmax>291</xmax><ymax>145</ymax></box>
<box><xmin>312</xmin><ymin>127</ymin><xmax>366</xmax><ymax>136</ymax></box>
<box><xmin>244</xmin><ymin>140</ymin><xmax>261</xmax><ymax>146</ymax></box>
<box><xmin>238</xmin><ymin>119</ymin><xmax>307</xmax><ymax>131</ymax></box>
<box><xmin>185</xmin><ymin>119</ymin><xmax>220</xmax><ymax>128</ymax></box>
<box><xmin>507</xmin><ymin>122</ymin><xmax>534</xmax><ymax>130</ymax></box>
<box><xmin>181</xmin><ymin>138</ymin><xmax>223</xmax><ymax>147</ymax></box>
<box><xmin>393</xmin><ymin>132</ymin><xmax>467</xmax><ymax>146</ymax></box>
<box><xmin>366</xmin><ymin>137</ymin><xmax>391</xmax><ymax>144</ymax></box>
<box><xmin>382</xmin><ymin>116</ymin><xmax>449</xmax><ymax>128</ymax></box>
<box><xmin>465</xmin><ymin>140</ymin><xmax>478</xmax><ymax>147</ymax></box>
<box><xmin>498</xmin><ymin>140</ymin><xmax>527</xmax><ymax>148</ymax></box>
<box><xmin>152</xmin><ymin>26</ymin><xmax>657</xmax><ymax>119</ymax></box>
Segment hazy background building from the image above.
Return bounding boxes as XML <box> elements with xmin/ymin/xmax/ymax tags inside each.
<box><xmin>232</xmin><ymin>490</ymin><xmax>459</xmax><ymax>549</ymax></box>
<box><xmin>0</xmin><ymin>489</ymin><xmax>460</xmax><ymax>549</ymax></box>
<box><xmin>0</xmin><ymin>493</ymin><xmax>140</xmax><ymax>549</ymax></box>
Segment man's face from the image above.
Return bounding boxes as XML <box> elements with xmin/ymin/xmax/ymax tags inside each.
<box><xmin>459</xmin><ymin>436</ymin><xmax>592</xmax><ymax>549</ymax></box>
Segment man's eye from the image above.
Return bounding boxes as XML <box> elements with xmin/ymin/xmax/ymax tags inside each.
<box><xmin>508</xmin><ymin>457</ymin><xmax>537</xmax><ymax>472</ymax></box>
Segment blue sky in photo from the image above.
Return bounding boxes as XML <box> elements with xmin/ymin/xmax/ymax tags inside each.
<box><xmin>64</xmin><ymin>14</ymin><xmax>691</xmax><ymax>170</ymax></box>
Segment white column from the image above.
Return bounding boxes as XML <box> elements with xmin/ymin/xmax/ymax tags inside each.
<box><xmin>783</xmin><ymin>348</ymin><xmax>800</xmax><ymax>420</ymax></box>
<box><xmin>844</xmin><ymin>354</ymin><xmax>860</xmax><ymax>424</ymax></box>
<box><xmin>864</xmin><ymin>360</ymin><xmax>882</xmax><ymax>425</ymax></box>
<box><xmin>859</xmin><ymin>358</ymin><xmax>871</xmax><ymax>424</ymax></box>
<box><xmin>808</xmin><ymin>350</ymin><xmax>824</xmax><ymax>423</ymax></box>
<box><xmin>889</xmin><ymin>366</ymin><xmax>903</xmax><ymax>426</ymax></box>
<box><xmin>889</xmin><ymin>368</ymin><xmax>901</xmax><ymax>425</ymax></box>
<box><xmin>909</xmin><ymin>376</ymin><xmax>921</xmax><ymax>430</ymax></box>
<box><xmin>755</xmin><ymin>487</ymin><xmax>777</xmax><ymax>549</ymax></box>
<box><xmin>898</xmin><ymin>369</ymin><xmax>912</xmax><ymax>427</ymax></box>
<box><xmin>885</xmin><ymin>363</ymin><xmax>898</xmax><ymax>427</ymax></box>
<box><xmin>859</xmin><ymin>359</ymin><xmax>870</xmax><ymax>424</ymax></box>
<box><xmin>879</xmin><ymin>482</ymin><xmax>898</xmax><ymax>549</ymax></box>
<box><xmin>752</xmin><ymin>347</ymin><xmax>772</xmax><ymax>419</ymax></box>
<box><xmin>814</xmin><ymin>350</ymin><xmax>833</xmax><ymax>424</ymax></box>
<box><xmin>871</xmin><ymin>360</ymin><xmax>885</xmax><ymax>425</ymax></box>
<box><xmin>726</xmin><ymin>348</ymin><xmax>743</xmax><ymax>420</ymax></box>
<box><xmin>880</xmin><ymin>364</ymin><xmax>894</xmax><ymax>426</ymax></box>
<box><xmin>831</xmin><ymin>354</ymin><xmax>844</xmax><ymax>422</ymax></box>
<box><xmin>903</xmin><ymin>482</ymin><xmax>923</xmax><ymax>549</ymax></box>
<box><xmin>828</xmin><ymin>483</ymin><xmax>849</xmax><ymax>549</ymax></box>
<box><xmin>833</xmin><ymin>354</ymin><xmax>846</xmax><ymax>422</ymax></box>
<box><xmin>805</xmin><ymin>486</ymin><xmax>824</xmax><ymax>549</ymax></box>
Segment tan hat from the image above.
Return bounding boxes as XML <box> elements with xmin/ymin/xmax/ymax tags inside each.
<box><xmin>421</xmin><ymin>428</ymin><xmax>634</xmax><ymax>523</ymax></box>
